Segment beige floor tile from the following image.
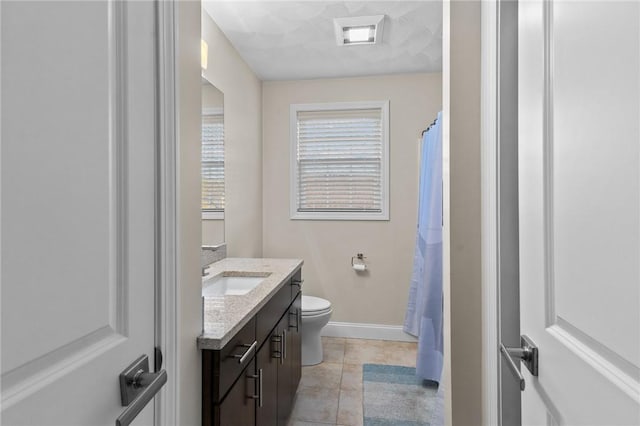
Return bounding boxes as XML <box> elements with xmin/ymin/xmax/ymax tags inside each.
<box><xmin>386</xmin><ymin>348</ymin><xmax>418</xmax><ymax>367</ymax></box>
<box><xmin>378</xmin><ymin>341</ymin><xmax>418</xmax><ymax>367</ymax></box>
<box><xmin>300</xmin><ymin>362</ymin><xmax>343</xmax><ymax>389</ymax></box>
<box><xmin>322</xmin><ymin>336</ymin><xmax>346</xmax><ymax>345</ymax></box>
<box><xmin>322</xmin><ymin>341</ymin><xmax>345</xmax><ymax>364</ymax></box>
<box><xmin>336</xmin><ymin>389</ymin><xmax>363</xmax><ymax>426</ymax></box>
<box><xmin>290</xmin><ymin>337</ymin><xmax>421</xmax><ymax>426</ymax></box>
<box><xmin>343</xmin><ymin>339</ymin><xmax>388</xmax><ymax>365</ymax></box>
<box><xmin>290</xmin><ymin>386</ymin><xmax>340</xmax><ymax>424</ymax></box>
<box><xmin>340</xmin><ymin>363</ymin><xmax>363</xmax><ymax>392</ymax></box>
<box><xmin>288</xmin><ymin>420</ymin><xmax>335</xmax><ymax>426</ymax></box>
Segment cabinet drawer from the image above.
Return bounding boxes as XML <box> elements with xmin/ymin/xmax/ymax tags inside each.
<box><xmin>256</xmin><ymin>284</ymin><xmax>291</xmax><ymax>346</ymax></box>
<box><xmin>204</xmin><ymin>316</ymin><xmax>256</xmax><ymax>403</ymax></box>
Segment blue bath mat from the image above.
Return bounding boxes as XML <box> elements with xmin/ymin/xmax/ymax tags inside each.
<box><xmin>362</xmin><ymin>364</ymin><xmax>440</xmax><ymax>426</ymax></box>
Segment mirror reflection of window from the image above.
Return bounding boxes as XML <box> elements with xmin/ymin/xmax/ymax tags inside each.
<box><xmin>202</xmin><ymin>109</ymin><xmax>224</xmax><ymax>213</ymax></box>
<box><xmin>201</xmin><ymin>77</ymin><xmax>225</xmax><ymax>246</ymax></box>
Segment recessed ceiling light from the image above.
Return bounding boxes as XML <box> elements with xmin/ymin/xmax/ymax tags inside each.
<box><xmin>344</xmin><ymin>26</ymin><xmax>375</xmax><ymax>44</ymax></box>
<box><xmin>334</xmin><ymin>15</ymin><xmax>385</xmax><ymax>46</ymax></box>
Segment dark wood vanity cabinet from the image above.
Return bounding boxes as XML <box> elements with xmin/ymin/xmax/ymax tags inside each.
<box><xmin>203</xmin><ymin>269</ymin><xmax>303</xmax><ymax>426</ymax></box>
<box><xmin>255</xmin><ymin>331</ymin><xmax>278</xmax><ymax>426</ymax></box>
<box><xmin>215</xmin><ymin>359</ymin><xmax>257</xmax><ymax>426</ymax></box>
<box><xmin>278</xmin><ymin>293</ymin><xmax>301</xmax><ymax>426</ymax></box>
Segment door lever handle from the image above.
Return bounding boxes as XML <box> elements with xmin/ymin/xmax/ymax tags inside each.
<box><xmin>116</xmin><ymin>355</ymin><xmax>167</xmax><ymax>426</ymax></box>
<box><xmin>499</xmin><ymin>335</ymin><xmax>539</xmax><ymax>392</ymax></box>
<box><xmin>500</xmin><ymin>343</ymin><xmax>526</xmax><ymax>391</ymax></box>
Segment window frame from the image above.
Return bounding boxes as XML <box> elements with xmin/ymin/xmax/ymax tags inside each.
<box><xmin>202</xmin><ymin>106</ymin><xmax>225</xmax><ymax>220</ymax></box>
<box><xmin>289</xmin><ymin>100</ymin><xmax>390</xmax><ymax>221</ymax></box>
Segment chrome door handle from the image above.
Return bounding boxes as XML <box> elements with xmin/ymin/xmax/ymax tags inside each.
<box><xmin>500</xmin><ymin>343</ymin><xmax>525</xmax><ymax>391</ymax></box>
<box><xmin>500</xmin><ymin>335</ymin><xmax>539</xmax><ymax>391</ymax></box>
<box><xmin>291</xmin><ymin>279</ymin><xmax>303</xmax><ymax>289</ymax></box>
<box><xmin>116</xmin><ymin>355</ymin><xmax>167</xmax><ymax>426</ymax></box>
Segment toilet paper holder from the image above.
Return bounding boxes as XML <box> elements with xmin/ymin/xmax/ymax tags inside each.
<box><xmin>351</xmin><ymin>253</ymin><xmax>366</xmax><ymax>266</ymax></box>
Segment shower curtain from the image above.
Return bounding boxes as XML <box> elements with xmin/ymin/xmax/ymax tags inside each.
<box><xmin>403</xmin><ymin>111</ymin><xmax>443</xmax><ymax>383</ymax></box>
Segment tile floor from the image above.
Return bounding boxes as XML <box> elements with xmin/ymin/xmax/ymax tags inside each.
<box><xmin>287</xmin><ymin>337</ymin><xmax>418</xmax><ymax>426</ymax></box>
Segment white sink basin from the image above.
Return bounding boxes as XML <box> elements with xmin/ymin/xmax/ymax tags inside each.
<box><xmin>202</xmin><ymin>274</ymin><xmax>269</xmax><ymax>296</ymax></box>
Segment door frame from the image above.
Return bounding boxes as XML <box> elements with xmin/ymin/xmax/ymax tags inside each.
<box><xmin>480</xmin><ymin>0</ymin><xmax>500</xmax><ymax>423</ymax></box>
<box><xmin>155</xmin><ymin>1</ymin><xmax>179</xmax><ymax>424</ymax></box>
<box><xmin>481</xmin><ymin>0</ymin><xmax>521</xmax><ymax>425</ymax></box>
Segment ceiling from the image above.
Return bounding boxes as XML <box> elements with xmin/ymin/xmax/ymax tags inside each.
<box><xmin>202</xmin><ymin>1</ymin><xmax>442</xmax><ymax>81</ymax></box>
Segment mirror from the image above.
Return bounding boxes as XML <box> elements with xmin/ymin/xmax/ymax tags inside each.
<box><xmin>201</xmin><ymin>76</ymin><xmax>225</xmax><ymax>246</ymax></box>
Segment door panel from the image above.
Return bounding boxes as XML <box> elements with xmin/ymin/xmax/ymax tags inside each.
<box><xmin>1</xmin><ymin>1</ymin><xmax>158</xmax><ymax>424</ymax></box>
<box><xmin>518</xmin><ymin>1</ymin><xmax>640</xmax><ymax>424</ymax></box>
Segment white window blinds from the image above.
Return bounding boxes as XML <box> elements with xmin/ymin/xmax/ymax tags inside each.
<box><xmin>294</xmin><ymin>106</ymin><xmax>386</xmax><ymax>217</ymax></box>
<box><xmin>202</xmin><ymin>113</ymin><xmax>224</xmax><ymax>211</ymax></box>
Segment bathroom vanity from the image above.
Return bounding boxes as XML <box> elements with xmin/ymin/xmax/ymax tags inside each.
<box><xmin>198</xmin><ymin>258</ymin><xmax>303</xmax><ymax>426</ymax></box>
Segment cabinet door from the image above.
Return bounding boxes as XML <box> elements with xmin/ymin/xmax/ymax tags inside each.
<box><xmin>288</xmin><ymin>292</ymin><xmax>302</xmax><ymax>396</ymax></box>
<box><xmin>276</xmin><ymin>294</ymin><xmax>302</xmax><ymax>426</ymax></box>
<box><xmin>276</xmin><ymin>313</ymin><xmax>293</xmax><ymax>426</ymax></box>
<box><xmin>215</xmin><ymin>359</ymin><xmax>257</xmax><ymax>426</ymax></box>
<box><xmin>256</xmin><ymin>332</ymin><xmax>280</xmax><ymax>426</ymax></box>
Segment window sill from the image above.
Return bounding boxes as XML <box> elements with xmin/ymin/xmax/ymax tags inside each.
<box><xmin>290</xmin><ymin>211</ymin><xmax>389</xmax><ymax>221</ymax></box>
<box><xmin>202</xmin><ymin>211</ymin><xmax>224</xmax><ymax>220</ymax></box>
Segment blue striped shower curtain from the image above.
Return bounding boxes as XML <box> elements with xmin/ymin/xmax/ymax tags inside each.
<box><xmin>403</xmin><ymin>112</ymin><xmax>443</xmax><ymax>383</ymax></box>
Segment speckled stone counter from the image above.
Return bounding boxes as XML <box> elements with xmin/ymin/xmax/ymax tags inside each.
<box><xmin>197</xmin><ymin>257</ymin><xmax>303</xmax><ymax>350</ymax></box>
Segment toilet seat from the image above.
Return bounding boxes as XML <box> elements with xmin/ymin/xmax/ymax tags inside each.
<box><xmin>302</xmin><ymin>295</ymin><xmax>332</xmax><ymax>316</ymax></box>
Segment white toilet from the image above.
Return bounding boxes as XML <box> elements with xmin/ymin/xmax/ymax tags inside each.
<box><xmin>300</xmin><ymin>295</ymin><xmax>332</xmax><ymax>366</ymax></box>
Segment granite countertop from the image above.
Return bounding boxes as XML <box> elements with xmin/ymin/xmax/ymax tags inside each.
<box><xmin>197</xmin><ymin>257</ymin><xmax>303</xmax><ymax>350</ymax></box>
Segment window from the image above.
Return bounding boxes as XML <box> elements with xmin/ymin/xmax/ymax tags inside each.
<box><xmin>202</xmin><ymin>108</ymin><xmax>224</xmax><ymax>219</ymax></box>
<box><xmin>290</xmin><ymin>101</ymin><xmax>389</xmax><ymax>220</ymax></box>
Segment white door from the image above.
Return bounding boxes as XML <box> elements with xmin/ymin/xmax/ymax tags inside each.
<box><xmin>2</xmin><ymin>1</ymin><xmax>160</xmax><ymax>425</ymax></box>
<box><xmin>518</xmin><ymin>0</ymin><xmax>640</xmax><ymax>424</ymax></box>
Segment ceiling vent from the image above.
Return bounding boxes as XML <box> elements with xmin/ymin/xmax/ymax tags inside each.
<box><xmin>333</xmin><ymin>15</ymin><xmax>385</xmax><ymax>46</ymax></box>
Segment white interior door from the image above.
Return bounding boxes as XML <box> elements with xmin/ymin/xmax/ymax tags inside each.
<box><xmin>2</xmin><ymin>1</ymin><xmax>159</xmax><ymax>425</ymax></box>
<box><xmin>518</xmin><ymin>1</ymin><xmax>640</xmax><ymax>424</ymax></box>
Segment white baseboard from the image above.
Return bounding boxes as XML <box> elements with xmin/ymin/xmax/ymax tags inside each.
<box><xmin>321</xmin><ymin>321</ymin><xmax>418</xmax><ymax>342</ymax></box>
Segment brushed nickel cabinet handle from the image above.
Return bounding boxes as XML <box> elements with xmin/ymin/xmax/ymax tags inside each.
<box><xmin>232</xmin><ymin>341</ymin><xmax>258</xmax><ymax>364</ymax></box>
<box><xmin>247</xmin><ymin>368</ymin><xmax>263</xmax><ymax>408</ymax></box>
<box><xmin>288</xmin><ymin>310</ymin><xmax>299</xmax><ymax>331</ymax></box>
<box><xmin>281</xmin><ymin>330</ymin><xmax>287</xmax><ymax>364</ymax></box>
